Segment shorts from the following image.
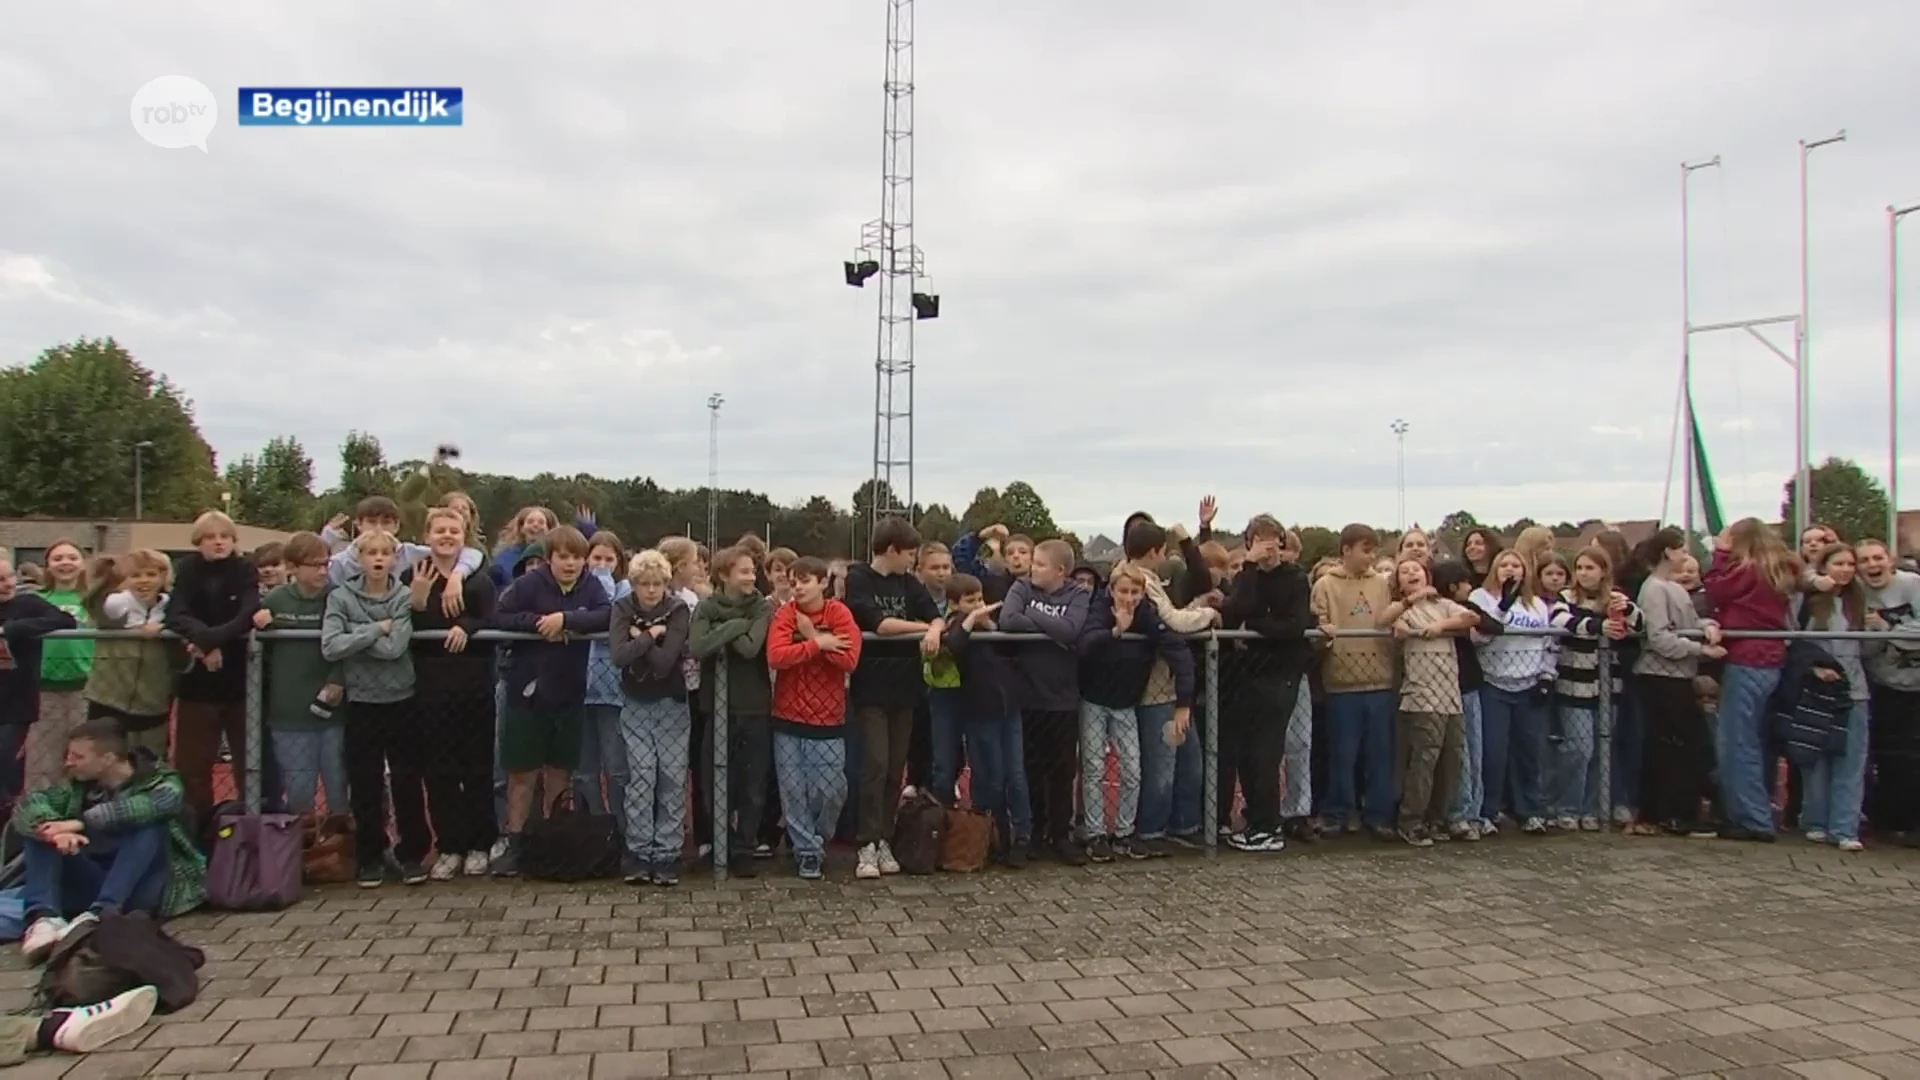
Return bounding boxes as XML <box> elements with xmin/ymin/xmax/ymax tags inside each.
<box><xmin>501</xmin><ymin>704</ymin><xmax>583</xmax><ymax>773</ymax></box>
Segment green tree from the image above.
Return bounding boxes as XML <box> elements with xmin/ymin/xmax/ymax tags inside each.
<box><xmin>959</xmin><ymin>486</ymin><xmax>1004</xmax><ymax>532</ymax></box>
<box><xmin>998</xmin><ymin>481</ymin><xmax>1059</xmax><ymax>539</ymax></box>
<box><xmin>916</xmin><ymin>503</ymin><xmax>961</xmax><ymax>547</ymax></box>
<box><xmin>1296</xmin><ymin>525</ymin><xmax>1339</xmax><ymax>565</ymax></box>
<box><xmin>0</xmin><ymin>338</ymin><xmax>218</xmax><ymax>519</ymax></box>
<box><xmin>224</xmin><ymin>436</ymin><xmax>316</xmax><ymax>530</ymax></box>
<box><xmin>1782</xmin><ymin>457</ymin><xmax>1891</xmax><ymax>544</ymax></box>
<box><xmin>337</xmin><ymin>431</ymin><xmax>391</xmax><ymax>503</ymax></box>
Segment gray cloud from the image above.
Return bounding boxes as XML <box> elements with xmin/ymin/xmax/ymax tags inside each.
<box><xmin>3</xmin><ymin>0</ymin><xmax>1918</xmax><ymax>539</ymax></box>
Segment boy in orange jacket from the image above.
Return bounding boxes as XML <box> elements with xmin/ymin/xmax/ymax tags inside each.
<box><xmin>767</xmin><ymin>557</ymin><xmax>862</xmax><ymax>879</ymax></box>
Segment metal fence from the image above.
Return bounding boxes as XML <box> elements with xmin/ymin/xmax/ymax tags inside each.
<box><xmin>25</xmin><ymin>624</ymin><xmax>1911</xmax><ymax>880</ymax></box>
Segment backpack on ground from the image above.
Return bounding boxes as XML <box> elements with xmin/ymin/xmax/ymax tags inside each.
<box><xmin>890</xmin><ymin>789</ymin><xmax>946</xmax><ymax>875</ymax></box>
<box><xmin>938</xmin><ymin>807</ymin><xmax>991</xmax><ymax>873</ymax></box>
<box><xmin>520</xmin><ymin>792</ymin><xmax>622</xmax><ymax>882</ymax></box>
<box><xmin>302</xmin><ymin>814</ymin><xmax>355</xmax><ymax>885</ymax></box>
<box><xmin>207</xmin><ymin>808</ymin><xmax>304</xmax><ymax>910</ymax></box>
<box><xmin>38</xmin><ymin>911</ymin><xmax>203</xmax><ymax>1013</ymax></box>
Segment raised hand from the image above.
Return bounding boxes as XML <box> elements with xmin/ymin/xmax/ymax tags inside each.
<box><xmin>1198</xmin><ymin>496</ymin><xmax>1217</xmax><ymax>528</ymax></box>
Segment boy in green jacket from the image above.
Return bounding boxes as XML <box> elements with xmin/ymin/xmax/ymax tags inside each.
<box><xmin>689</xmin><ymin>546</ymin><xmax>772</xmax><ymax>877</ymax></box>
<box><xmin>15</xmin><ymin>718</ymin><xmax>206</xmax><ymax>964</ymax></box>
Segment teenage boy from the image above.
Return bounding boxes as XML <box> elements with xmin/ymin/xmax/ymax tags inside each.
<box><xmin>256</xmin><ymin>532</ymin><xmax>346</xmax><ymax>817</ymax></box>
<box><xmin>690</xmin><ymin>545</ymin><xmax>773</xmax><ymax>878</ymax></box>
<box><xmin>1310</xmin><ymin>523</ymin><xmax>1399</xmax><ymax>838</ymax></box>
<box><xmin>951</xmin><ymin>525</ymin><xmax>1032</xmax><ymax>602</ymax></box>
<box><xmin>844</xmin><ymin>517</ymin><xmax>944</xmax><ymax>879</ymax></box>
<box><xmin>17</xmin><ymin>719</ymin><xmax>206</xmax><ymax>964</ymax></box>
<box><xmin>917</xmin><ymin>542</ymin><xmax>964</xmax><ymax>802</ymax></box>
<box><xmin>326</xmin><ymin>495</ymin><xmax>484</xmax><ymax>600</ymax></box>
<box><xmin>489</xmin><ymin>526</ymin><xmax>611</xmax><ymax>875</ymax></box>
<box><xmin>321</xmin><ymin>531</ymin><xmax>423</xmax><ymax>886</ymax></box>
<box><xmin>942</xmin><ymin>574</ymin><xmax>1031</xmax><ymax>866</ymax></box>
<box><xmin>767</xmin><ymin>557</ymin><xmax>862</xmax><ymax>880</ymax></box>
<box><xmin>163</xmin><ymin>511</ymin><xmax>258</xmax><ymax>822</ymax></box>
<box><xmin>1222</xmin><ymin>515</ymin><xmax>1315</xmax><ymax>852</ymax></box>
<box><xmin>999</xmin><ymin>538</ymin><xmax>1091</xmax><ymax>864</ymax></box>
<box><xmin>407</xmin><ymin>507</ymin><xmax>500</xmax><ymax>880</ymax></box>
<box><xmin>1113</xmin><ymin>520</ymin><xmax>1218</xmax><ymax>854</ymax></box>
<box><xmin>253</xmin><ymin>542</ymin><xmax>287</xmax><ymax>591</ymax></box>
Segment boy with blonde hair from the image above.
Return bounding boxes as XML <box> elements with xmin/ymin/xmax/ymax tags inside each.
<box><xmin>999</xmin><ymin>538</ymin><xmax>1091</xmax><ymax>863</ymax></box>
<box><xmin>163</xmin><ymin>511</ymin><xmax>258</xmax><ymax>821</ymax></box>
<box><xmin>610</xmin><ymin>549</ymin><xmax>693</xmax><ymax>885</ymax></box>
<box><xmin>1310</xmin><ymin>523</ymin><xmax>1401</xmax><ymax>838</ymax></box>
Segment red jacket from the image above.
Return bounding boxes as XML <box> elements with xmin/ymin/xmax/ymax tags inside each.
<box><xmin>1703</xmin><ymin>550</ymin><xmax>1789</xmax><ymax>669</ymax></box>
<box><xmin>767</xmin><ymin>599</ymin><xmax>862</xmax><ymax>729</ymax></box>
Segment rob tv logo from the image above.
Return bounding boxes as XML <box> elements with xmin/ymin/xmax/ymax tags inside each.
<box><xmin>130</xmin><ymin>76</ymin><xmax>218</xmax><ymax>152</ymax></box>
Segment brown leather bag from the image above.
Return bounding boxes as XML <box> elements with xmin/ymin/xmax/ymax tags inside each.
<box><xmin>302</xmin><ymin>814</ymin><xmax>355</xmax><ymax>885</ymax></box>
<box><xmin>939</xmin><ymin>807</ymin><xmax>992</xmax><ymax>872</ymax></box>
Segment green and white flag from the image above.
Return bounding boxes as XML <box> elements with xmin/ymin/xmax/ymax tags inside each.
<box><xmin>1689</xmin><ymin>398</ymin><xmax>1725</xmax><ymax>538</ymax></box>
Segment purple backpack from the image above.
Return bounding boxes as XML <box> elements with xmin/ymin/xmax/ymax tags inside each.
<box><xmin>207</xmin><ymin>810</ymin><xmax>303</xmax><ymax>910</ymax></box>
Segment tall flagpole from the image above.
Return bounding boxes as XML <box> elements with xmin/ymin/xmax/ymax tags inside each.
<box><xmin>1680</xmin><ymin>156</ymin><xmax>1720</xmax><ymax>538</ymax></box>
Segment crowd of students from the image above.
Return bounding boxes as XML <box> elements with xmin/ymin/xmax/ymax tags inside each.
<box><xmin>2</xmin><ymin>490</ymin><xmax>1918</xmax><ymax>891</ymax></box>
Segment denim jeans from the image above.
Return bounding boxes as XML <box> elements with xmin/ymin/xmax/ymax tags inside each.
<box><xmin>23</xmin><ymin>824</ymin><xmax>169</xmax><ymax>920</ymax></box>
<box><xmin>775</xmin><ymin>732</ymin><xmax>848</xmax><ymax>859</ymax></box>
<box><xmin>493</xmin><ymin>677</ymin><xmax>508</xmax><ymax>830</ymax></box>
<box><xmin>1481</xmin><ymin>685</ymin><xmax>1549</xmax><ymax>820</ymax></box>
<box><xmin>1279</xmin><ymin>685</ymin><xmax>1314</xmax><ymax>819</ymax></box>
<box><xmin>1453</xmin><ymin>689</ymin><xmax>1484</xmax><ymax>822</ymax></box>
<box><xmin>1078</xmin><ymin>702</ymin><xmax>1142</xmax><ymax>839</ymax></box>
<box><xmin>1135</xmin><ymin>702</ymin><xmax>1178</xmax><ymax>840</ymax></box>
<box><xmin>1610</xmin><ymin>673</ymin><xmax>1643</xmax><ymax>818</ymax></box>
<box><xmin>1167</xmin><ymin>706</ymin><xmax>1205</xmax><ymax>838</ymax></box>
<box><xmin>1716</xmin><ymin>664</ymin><xmax>1782</xmax><ymax>835</ymax></box>
<box><xmin>1550</xmin><ymin>704</ymin><xmax>1599</xmax><ymax>818</ymax></box>
<box><xmin>1801</xmin><ymin>700</ymin><xmax>1869</xmax><ymax>842</ymax></box>
<box><xmin>1325</xmin><ymin>690</ymin><xmax>1396</xmax><ymax>828</ymax></box>
<box><xmin>619</xmin><ymin>695</ymin><xmax>692</xmax><ymax>866</ymax></box>
<box><xmin>927</xmin><ymin>688</ymin><xmax>966</xmax><ymax>806</ymax></box>
<box><xmin>575</xmin><ymin>703</ymin><xmax>629</xmax><ymax>820</ymax></box>
<box><xmin>961</xmin><ymin>710</ymin><xmax>1029</xmax><ymax>847</ymax></box>
<box><xmin>270</xmin><ymin>725</ymin><xmax>348</xmax><ymax>815</ymax></box>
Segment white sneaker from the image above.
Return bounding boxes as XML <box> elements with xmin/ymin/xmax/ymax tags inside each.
<box><xmin>1838</xmin><ymin>838</ymin><xmax>1865</xmax><ymax>852</ymax></box>
<box><xmin>1554</xmin><ymin>816</ymin><xmax>1579</xmax><ymax>832</ymax></box>
<box><xmin>51</xmin><ymin>985</ymin><xmax>158</xmax><ymax>1053</ymax></box>
<box><xmin>489</xmin><ymin>836</ymin><xmax>511</xmax><ymax>861</ymax></box>
<box><xmin>463</xmin><ymin>850</ymin><xmax>490</xmax><ymax>876</ymax></box>
<box><xmin>855</xmin><ymin>843</ymin><xmax>881</xmax><ymax>879</ymax></box>
<box><xmin>21</xmin><ymin>917</ymin><xmax>66</xmax><ymax>965</ymax></box>
<box><xmin>1805</xmin><ymin>829</ymin><xmax>1829</xmax><ymax>843</ymax></box>
<box><xmin>876</xmin><ymin>840</ymin><xmax>901</xmax><ymax>875</ymax></box>
<box><xmin>430</xmin><ymin>854</ymin><xmax>462</xmax><ymax>881</ymax></box>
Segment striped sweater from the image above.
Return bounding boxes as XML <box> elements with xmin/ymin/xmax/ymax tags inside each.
<box><xmin>1549</xmin><ymin>591</ymin><xmax>1644</xmax><ymax>704</ymax></box>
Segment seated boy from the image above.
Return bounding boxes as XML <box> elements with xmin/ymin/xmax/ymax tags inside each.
<box><xmin>766</xmin><ymin>557</ymin><xmax>862</xmax><ymax>880</ymax></box>
<box><xmin>16</xmin><ymin>719</ymin><xmax>207</xmax><ymax>963</ymax></box>
<box><xmin>325</xmin><ymin>495</ymin><xmax>483</xmax><ymax>601</ymax></box>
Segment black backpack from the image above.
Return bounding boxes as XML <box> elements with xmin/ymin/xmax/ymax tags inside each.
<box><xmin>38</xmin><ymin>911</ymin><xmax>204</xmax><ymax>1013</ymax></box>
<box><xmin>890</xmin><ymin>791</ymin><xmax>946</xmax><ymax>875</ymax></box>
<box><xmin>519</xmin><ymin>793</ymin><xmax>622</xmax><ymax>882</ymax></box>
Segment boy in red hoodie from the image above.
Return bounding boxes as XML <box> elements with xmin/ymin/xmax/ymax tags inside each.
<box><xmin>767</xmin><ymin>557</ymin><xmax>862</xmax><ymax>880</ymax></box>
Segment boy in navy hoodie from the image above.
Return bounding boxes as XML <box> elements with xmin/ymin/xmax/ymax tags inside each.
<box><xmin>488</xmin><ymin>526</ymin><xmax>611</xmax><ymax>876</ymax></box>
<box><xmin>941</xmin><ymin>573</ymin><xmax>1031</xmax><ymax>867</ymax></box>
<box><xmin>998</xmin><ymin>539</ymin><xmax>1091</xmax><ymax>864</ymax></box>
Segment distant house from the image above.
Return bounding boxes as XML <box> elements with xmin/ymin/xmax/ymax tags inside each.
<box><xmin>1082</xmin><ymin>533</ymin><xmax>1121</xmax><ymax>565</ymax></box>
<box><xmin>0</xmin><ymin>517</ymin><xmax>294</xmax><ymax>568</ymax></box>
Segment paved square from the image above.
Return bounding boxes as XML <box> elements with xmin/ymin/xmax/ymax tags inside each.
<box><xmin>10</xmin><ymin>836</ymin><xmax>1920</xmax><ymax>1078</ymax></box>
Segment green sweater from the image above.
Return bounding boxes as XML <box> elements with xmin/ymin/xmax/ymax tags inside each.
<box><xmin>37</xmin><ymin>587</ymin><xmax>92</xmax><ymax>691</ymax></box>
<box><xmin>689</xmin><ymin>591</ymin><xmax>772</xmax><ymax>716</ymax></box>
<box><xmin>14</xmin><ymin>758</ymin><xmax>206</xmax><ymax>916</ymax></box>
<box><xmin>261</xmin><ymin>584</ymin><xmax>342</xmax><ymax>729</ymax></box>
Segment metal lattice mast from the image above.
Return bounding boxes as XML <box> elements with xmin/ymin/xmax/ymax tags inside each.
<box><xmin>870</xmin><ymin>0</ymin><xmax>917</xmax><ymax>537</ymax></box>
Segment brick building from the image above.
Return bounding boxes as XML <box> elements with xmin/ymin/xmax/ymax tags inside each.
<box><xmin>0</xmin><ymin>517</ymin><xmax>294</xmax><ymax>568</ymax></box>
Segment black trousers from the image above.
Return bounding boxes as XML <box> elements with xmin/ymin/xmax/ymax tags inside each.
<box><xmin>413</xmin><ymin>685</ymin><xmax>495</xmax><ymax>856</ymax></box>
<box><xmin>1023</xmin><ymin>709</ymin><xmax>1078</xmax><ymax>848</ymax></box>
<box><xmin>728</xmin><ymin>712</ymin><xmax>771</xmax><ymax>858</ymax></box>
<box><xmin>1639</xmin><ymin>674</ymin><xmax>1712</xmax><ymax>825</ymax></box>
<box><xmin>690</xmin><ymin>699</ymin><xmax>714</xmax><ymax>847</ymax></box>
<box><xmin>346</xmin><ymin>699</ymin><xmax>432</xmax><ymax>865</ymax></box>
<box><xmin>906</xmin><ymin>698</ymin><xmax>933</xmax><ymax>791</ymax></box>
<box><xmin>1226</xmin><ymin>673</ymin><xmax>1300</xmax><ymax>835</ymax></box>
<box><xmin>1869</xmin><ymin>683</ymin><xmax>1920</xmax><ymax>834</ymax></box>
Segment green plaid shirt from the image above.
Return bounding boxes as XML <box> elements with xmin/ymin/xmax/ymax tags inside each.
<box><xmin>14</xmin><ymin>763</ymin><xmax>207</xmax><ymax>917</ymax></box>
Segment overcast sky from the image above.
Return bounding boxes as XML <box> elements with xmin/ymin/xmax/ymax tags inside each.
<box><xmin>3</xmin><ymin>2</ymin><xmax>1918</xmax><ymax>536</ymax></box>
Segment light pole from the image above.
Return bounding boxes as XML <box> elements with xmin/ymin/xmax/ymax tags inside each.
<box><xmin>1390</xmin><ymin>419</ymin><xmax>1409</xmax><ymax>530</ymax></box>
<box><xmin>1796</xmin><ymin>129</ymin><xmax>1845</xmax><ymax>535</ymax></box>
<box><xmin>132</xmin><ymin>440</ymin><xmax>154</xmax><ymax>520</ymax></box>
<box><xmin>706</xmin><ymin>394</ymin><xmax>723</xmax><ymax>549</ymax></box>
<box><xmin>1679</xmin><ymin>156</ymin><xmax>1720</xmax><ymax>539</ymax></box>
<box><xmin>1892</xmin><ymin>203</ymin><xmax>1920</xmax><ymax>547</ymax></box>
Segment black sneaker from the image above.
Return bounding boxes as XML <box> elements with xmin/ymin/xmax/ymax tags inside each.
<box><xmin>1085</xmin><ymin>836</ymin><xmax>1114</xmax><ymax>863</ymax></box>
<box><xmin>1055</xmin><ymin>839</ymin><xmax>1088</xmax><ymax>866</ymax></box>
<box><xmin>622</xmin><ymin>856</ymin><xmax>650</xmax><ymax>885</ymax></box>
<box><xmin>1000</xmin><ymin>844</ymin><xmax>1027</xmax><ymax>869</ymax></box>
<box><xmin>1397</xmin><ymin>824</ymin><xmax>1434</xmax><ymax>848</ymax></box>
<box><xmin>1282</xmin><ymin>818</ymin><xmax>1320</xmax><ymax>844</ymax></box>
<box><xmin>1162</xmin><ymin>831</ymin><xmax>1202</xmax><ymax>852</ymax></box>
<box><xmin>490</xmin><ymin>836</ymin><xmax>522</xmax><ymax>877</ymax></box>
<box><xmin>356</xmin><ymin>861</ymin><xmax>386</xmax><ymax>889</ymax></box>
<box><xmin>753</xmin><ymin>842</ymin><xmax>773</xmax><ymax>859</ymax></box>
<box><xmin>1134</xmin><ymin>837</ymin><xmax>1174</xmax><ymax>858</ymax></box>
<box><xmin>1112</xmin><ymin>836</ymin><xmax>1150</xmax><ymax>860</ymax></box>
<box><xmin>397</xmin><ymin>860</ymin><xmax>429</xmax><ymax>886</ymax></box>
<box><xmin>730</xmin><ymin>854</ymin><xmax>759</xmax><ymax>879</ymax></box>
<box><xmin>1228</xmin><ymin>830</ymin><xmax>1286</xmax><ymax>853</ymax></box>
<box><xmin>653</xmin><ymin>861</ymin><xmax>679</xmax><ymax>887</ymax></box>
<box><xmin>1717</xmin><ymin>824</ymin><xmax>1776</xmax><ymax>843</ymax></box>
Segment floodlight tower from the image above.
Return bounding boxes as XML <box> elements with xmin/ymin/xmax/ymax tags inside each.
<box><xmin>844</xmin><ymin>0</ymin><xmax>937</xmax><ymax>549</ymax></box>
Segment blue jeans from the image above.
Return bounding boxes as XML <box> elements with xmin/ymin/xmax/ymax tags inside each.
<box><xmin>927</xmin><ymin>688</ymin><xmax>966</xmax><ymax>806</ymax></box>
<box><xmin>619</xmin><ymin>695</ymin><xmax>691</xmax><ymax>866</ymax></box>
<box><xmin>23</xmin><ymin>824</ymin><xmax>169</xmax><ymax>920</ymax></box>
<box><xmin>1326</xmin><ymin>691</ymin><xmax>1396</xmax><ymax>828</ymax></box>
<box><xmin>576</xmin><ymin>703</ymin><xmax>629</xmax><ymax>819</ymax></box>
<box><xmin>961</xmin><ymin>710</ymin><xmax>1029</xmax><ymax>847</ymax></box>
<box><xmin>1551</xmin><ymin>704</ymin><xmax>1599</xmax><ymax>818</ymax></box>
<box><xmin>775</xmin><ymin>732</ymin><xmax>848</xmax><ymax>859</ymax></box>
<box><xmin>1453</xmin><ymin>689</ymin><xmax>1484</xmax><ymax>822</ymax></box>
<box><xmin>1611</xmin><ymin>674</ymin><xmax>1643</xmax><ymax>818</ymax></box>
<box><xmin>493</xmin><ymin>677</ymin><xmax>508</xmax><ymax>830</ymax></box>
<box><xmin>270</xmin><ymin>725</ymin><xmax>348</xmax><ymax>815</ymax></box>
<box><xmin>1716</xmin><ymin>664</ymin><xmax>1781</xmax><ymax>835</ymax></box>
<box><xmin>1135</xmin><ymin>703</ymin><xmax>1178</xmax><ymax>840</ymax></box>
<box><xmin>1801</xmin><ymin>700</ymin><xmax>1869</xmax><ymax>842</ymax></box>
<box><xmin>1481</xmin><ymin>686</ymin><xmax>1550</xmax><ymax>820</ymax></box>
<box><xmin>1167</xmin><ymin>707</ymin><xmax>1205</xmax><ymax>837</ymax></box>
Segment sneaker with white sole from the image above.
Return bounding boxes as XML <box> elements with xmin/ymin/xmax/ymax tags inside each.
<box><xmin>855</xmin><ymin>843</ymin><xmax>881</xmax><ymax>879</ymax></box>
<box><xmin>876</xmin><ymin>840</ymin><xmax>901</xmax><ymax>875</ymax></box>
<box><xmin>463</xmin><ymin>850</ymin><xmax>490</xmax><ymax>876</ymax></box>
<box><xmin>430</xmin><ymin>854</ymin><xmax>462</xmax><ymax>881</ymax></box>
<box><xmin>21</xmin><ymin>917</ymin><xmax>67</xmax><ymax>965</ymax></box>
<box><xmin>1805</xmin><ymin>829</ymin><xmax>1829</xmax><ymax>843</ymax></box>
<box><xmin>1838</xmin><ymin>838</ymin><xmax>1864</xmax><ymax>852</ymax></box>
<box><xmin>50</xmin><ymin>985</ymin><xmax>158</xmax><ymax>1053</ymax></box>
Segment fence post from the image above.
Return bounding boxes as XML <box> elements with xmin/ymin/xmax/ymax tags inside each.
<box><xmin>245</xmin><ymin>634</ymin><xmax>264</xmax><ymax>815</ymax></box>
<box><xmin>712</xmin><ymin>652</ymin><xmax>731</xmax><ymax>879</ymax></box>
<box><xmin>1596</xmin><ymin>638</ymin><xmax>1613</xmax><ymax>827</ymax></box>
<box><xmin>1203</xmin><ymin>634</ymin><xmax>1220</xmax><ymax>856</ymax></box>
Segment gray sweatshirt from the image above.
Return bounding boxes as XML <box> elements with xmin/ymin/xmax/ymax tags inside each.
<box><xmin>1864</xmin><ymin>570</ymin><xmax>1920</xmax><ymax>691</ymax></box>
<box><xmin>1789</xmin><ymin>595</ymin><xmax>1870</xmax><ymax>701</ymax></box>
<box><xmin>320</xmin><ymin>575</ymin><xmax>415</xmax><ymax>703</ymax></box>
<box><xmin>1636</xmin><ymin>576</ymin><xmax>1707</xmax><ymax>680</ymax></box>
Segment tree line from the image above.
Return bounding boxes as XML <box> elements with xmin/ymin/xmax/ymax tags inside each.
<box><xmin>0</xmin><ymin>339</ymin><xmax>1897</xmax><ymax>560</ymax></box>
